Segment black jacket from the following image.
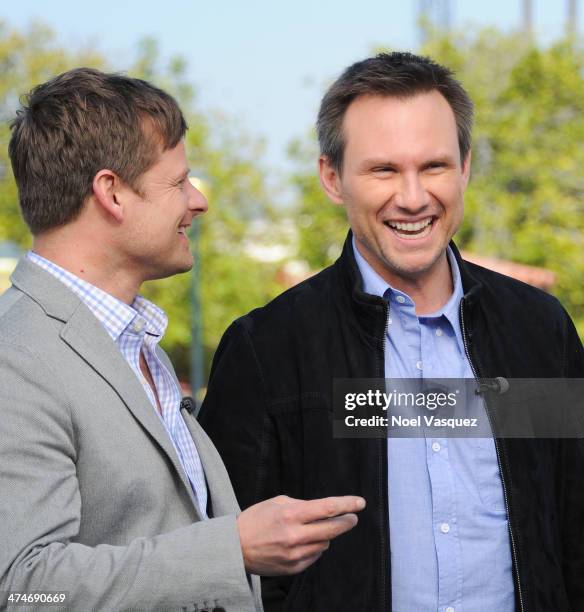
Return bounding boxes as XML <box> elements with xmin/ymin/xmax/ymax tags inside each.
<box><xmin>199</xmin><ymin>234</ymin><xmax>584</xmax><ymax>612</ymax></box>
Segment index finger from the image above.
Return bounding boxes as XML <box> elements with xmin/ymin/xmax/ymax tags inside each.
<box><xmin>293</xmin><ymin>496</ymin><xmax>366</xmax><ymax>524</ymax></box>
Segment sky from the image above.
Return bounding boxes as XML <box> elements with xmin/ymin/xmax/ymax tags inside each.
<box><xmin>4</xmin><ymin>0</ymin><xmax>582</xmax><ymax>179</ymax></box>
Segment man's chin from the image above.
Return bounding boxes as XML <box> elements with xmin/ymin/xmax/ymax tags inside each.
<box><xmin>383</xmin><ymin>249</ymin><xmax>447</xmax><ymax>280</ymax></box>
<box><xmin>173</xmin><ymin>260</ymin><xmax>195</xmax><ymax>276</ymax></box>
<box><xmin>145</xmin><ymin>260</ymin><xmax>194</xmax><ymax>282</ymax></box>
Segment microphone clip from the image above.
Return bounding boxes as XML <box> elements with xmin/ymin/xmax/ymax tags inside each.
<box><xmin>475</xmin><ymin>377</ymin><xmax>509</xmax><ymax>396</ymax></box>
<box><xmin>180</xmin><ymin>396</ymin><xmax>197</xmax><ymax>414</ymax></box>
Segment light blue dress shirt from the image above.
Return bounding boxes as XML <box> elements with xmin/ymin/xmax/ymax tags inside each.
<box><xmin>353</xmin><ymin>240</ymin><xmax>514</xmax><ymax>612</ymax></box>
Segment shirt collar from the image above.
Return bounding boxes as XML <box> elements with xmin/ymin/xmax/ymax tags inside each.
<box><xmin>131</xmin><ymin>295</ymin><xmax>168</xmax><ymax>337</ymax></box>
<box><xmin>352</xmin><ymin>237</ymin><xmax>391</xmax><ymax>300</ymax></box>
<box><xmin>26</xmin><ymin>251</ymin><xmax>167</xmax><ymax>342</ymax></box>
<box><xmin>426</xmin><ymin>247</ymin><xmax>464</xmax><ymax>333</ymax></box>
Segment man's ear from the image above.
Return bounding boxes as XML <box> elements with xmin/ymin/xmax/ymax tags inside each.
<box><xmin>461</xmin><ymin>150</ymin><xmax>472</xmax><ymax>190</ymax></box>
<box><xmin>92</xmin><ymin>169</ymin><xmax>125</xmax><ymax>222</ymax></box>
<box><xmin>318</xmin><ymin>155</ymin><xmax>344</xmax><ymax>205</ymax></box>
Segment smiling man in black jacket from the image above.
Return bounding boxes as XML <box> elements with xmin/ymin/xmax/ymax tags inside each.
<box><xmin>199</xmin><ymin>52</ymin><xmax>584</xmax><ymax>612</ymax></box>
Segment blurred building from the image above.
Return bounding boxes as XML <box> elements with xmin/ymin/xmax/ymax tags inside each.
<box><xmin>242</xmin><ymin>219</ymin><xmax>298</xmax><ymax>262</ymax></box>
<box><xmin>461</xmin><ymin>252</ymin><xmax>556</xmax><ymax>291</ymax></box>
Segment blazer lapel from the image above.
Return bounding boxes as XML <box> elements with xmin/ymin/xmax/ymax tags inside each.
<box><xmin>181</xmin><ymin>413</ymin><xmax>241</xmax><ymax>517</ymax></box>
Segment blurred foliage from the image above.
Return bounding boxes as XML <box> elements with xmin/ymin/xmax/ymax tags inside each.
<box><xmin>0</xmin><ymin>22</ymin><xmax>280</xmax><ymax>380</ymax></box>
<box><xmin>2</xmin><ymin>19</ymin><xmax>583</xmax><ymax>381</ymax></box>
<box><xmin>288</xmin><ymin>27</ymin><xmax>584</xmax><ymax>337</ymax></box>
<box><xmin>0</xmin><ymin>21</ymin><xmax>105</xmax><ymax>247</ymax></box>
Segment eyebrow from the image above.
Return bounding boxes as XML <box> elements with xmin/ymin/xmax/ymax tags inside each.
<box><xmin>361</xmin><ymin>154</ymin><xmax>457</xmax><ymax>168</ymax></box>
<box><xmin>361</xmin><ymin>158</ymin><xmax>397</xmax><ymax>168</ymax></box>
<box><xmin>421</xmin><ymin>154</ymin><xmax>457</xmax><ymax>166</ymax></box>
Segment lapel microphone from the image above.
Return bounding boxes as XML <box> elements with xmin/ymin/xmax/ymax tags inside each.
<box><xmin>180</xmin><ymin>396</ymin><xmax>197</xmax><ymax>414</ymax></box>
<box><xmin>475</xmin><ymin>377</ymin><xmax>510</xmax><ymax>396</ymax></box>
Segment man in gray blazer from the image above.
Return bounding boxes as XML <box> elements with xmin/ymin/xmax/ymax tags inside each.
<box><xmin>0</xmin><ymin>68</ymin><xmax>365</xmax><ymax>611</ymax></box>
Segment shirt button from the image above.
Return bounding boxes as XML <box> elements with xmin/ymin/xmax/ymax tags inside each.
<box><xmin>440</xmin><ymin>522</ymin><xmax>450</xmax><ymax>534</ymax></box>
<box><xmin>396</xmin><ymin>295</ymin><xmax>406</xmax><ymax>304</ymax></box>
<box><xmin>133</xmin><ymin>319</ymin><xmax>145</xmax><ymax>332</ymax></box>
<box><xmin>416</xmin><ymin>361</ymin><xmax>423</xmax><ymax>370</ymax></box>
<box><xmin>446</xmin><ymin>607</ymin><xmax>455</xmax><ymax>612</ymax></box>
<box><xmin>432</xmin><ymin>442</ymin><xmax>441</xmax><ymax>452</ymax></box>
<box><xmin>435</xmin><ymin>328</ymin><xmax>443</xmax><ymax>337</ymax></box>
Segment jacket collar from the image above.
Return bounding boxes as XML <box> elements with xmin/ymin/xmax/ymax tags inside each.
<box><xmin>334</xmin><ymin>231</ymin><xmax>389</xmax><ymax>341</ymax></box>
<box><xmin>448</xmin><ymin>241</ymin><xmax>483</xmax><ymax>307</ymax></box>
<box><xmin>11</xmin><ymin>257</ymin><xmax>85</xmax><ymax>322</ymax></box>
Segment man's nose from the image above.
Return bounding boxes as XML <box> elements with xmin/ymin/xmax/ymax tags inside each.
<box><xmin>393</xmin><ymin>173</ymin><xmax>427</xmax><ymax>213</ymax></box>
<box><xmin>187</xmin><ymin>180</ymin><xmax>209</xmax><ymax>217</ymax></box>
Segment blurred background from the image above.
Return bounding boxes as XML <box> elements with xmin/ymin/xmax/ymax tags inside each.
<box><xmin>0</xmin><ymin>1</ymin><xmax>583</xmax><ymax>396</ymax></box>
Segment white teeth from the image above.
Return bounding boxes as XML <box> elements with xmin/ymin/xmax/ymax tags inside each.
<box><xmin>177</xmin><ymin>227</ymin><xmax>187</xmax><ymax>235</ymax></box>
<box><xmin>388</xmin><ymin>218</ymin><xmax>433</xmax><ymax>231</ymax></box>
<box><xmin>386</xmin><ymin>217</ymin><xmax>434</xmax><ymax>240</ymax></box>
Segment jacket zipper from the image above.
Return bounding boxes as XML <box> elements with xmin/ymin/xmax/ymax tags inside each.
<box><xmin>459</xmin><ymin>298</ymin><xmax>526</xmax><ymax>612</ymax></box>
<box><xmin>378</xmin><ymin>301</ymin><xmax>390</xmax><ymax>611</ymax></box>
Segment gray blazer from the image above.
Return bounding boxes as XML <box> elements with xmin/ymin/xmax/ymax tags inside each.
<box><xmin>0</xmin><ymin>259</ymin><xmax>262</xmax><ymax>612</ymax></box>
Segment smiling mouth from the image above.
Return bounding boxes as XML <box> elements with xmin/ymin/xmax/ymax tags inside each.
<box><xmin>177</xmin><ymin>226</ymin><xmax>189</xmax><ymax>236</ymax></box>
<box><xmin>385</xmin><ymin>217</ymin><xmax>434</xmax><ymax>240</ymax></box>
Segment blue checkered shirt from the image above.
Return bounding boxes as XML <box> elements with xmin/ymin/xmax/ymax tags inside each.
<box><xmin>27</xmin><ymin>251</ymin><xmax>208</xmax><ymax>518</ymax></box>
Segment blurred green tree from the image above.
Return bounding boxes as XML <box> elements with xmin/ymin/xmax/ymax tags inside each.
<box><xmin>288</xmin><ymin>27</ymin><xmax>584</xmax><ymax>336</ymax></box>
<box><xmin>128</xmin><ymin>37</ymin><xmax>281</xmax><ymax>378</ymax></box>
<box><xmin>0</xmin><ymin>21</ymin><xmax>105</xmax><ymax>246</ymax></box>
<box><xmin>0</xmin><ymin>22</ymin><xmax>280</xmax><ymax>380</ymax></box>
